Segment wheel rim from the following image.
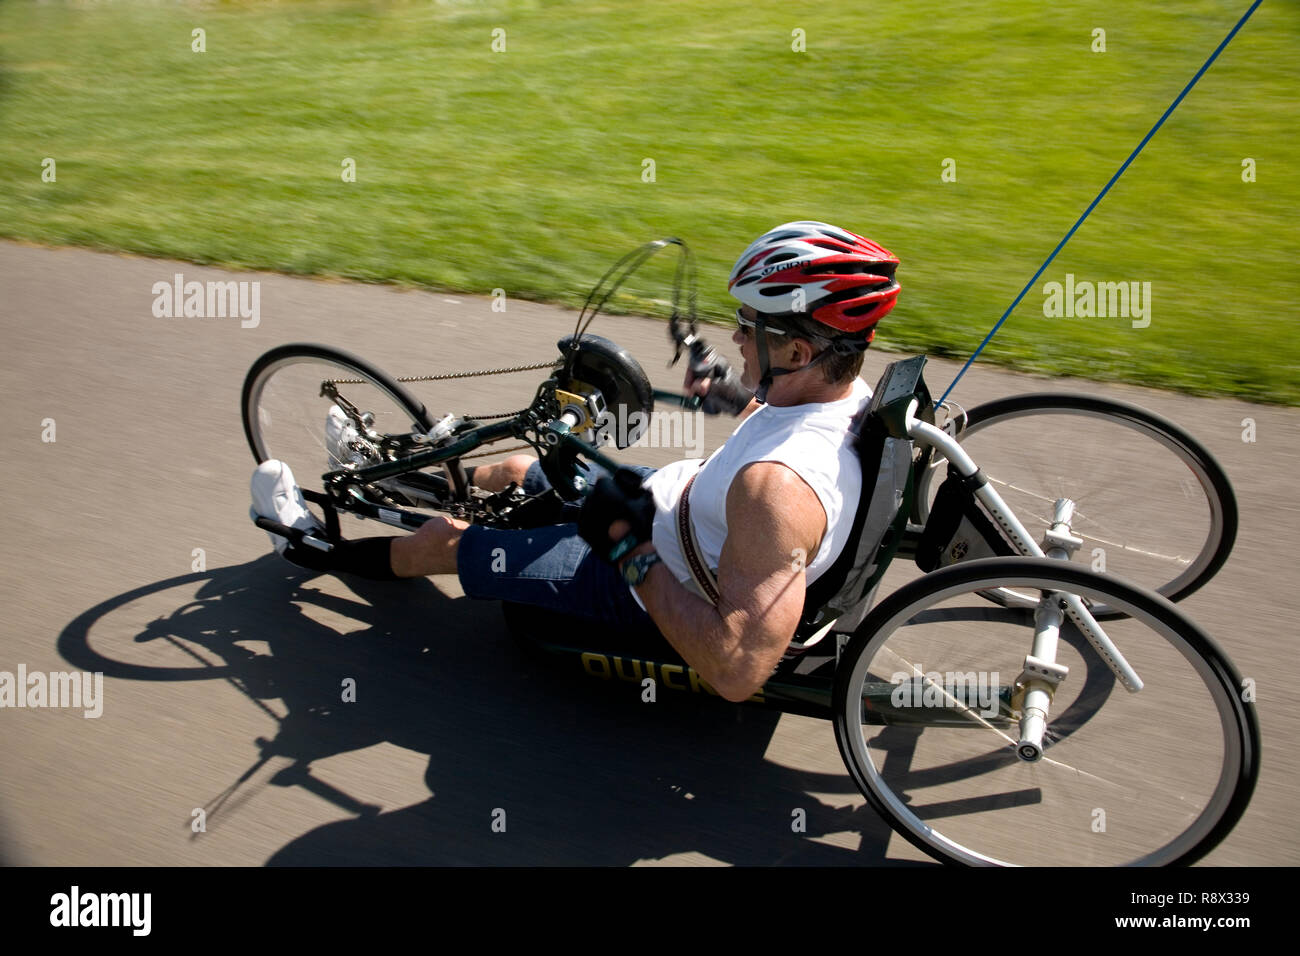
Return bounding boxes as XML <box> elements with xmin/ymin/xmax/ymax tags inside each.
<box><xmin>835</xmin><ymin>564</ymin><xmax>1251</xmax><ymax>866</ymax></box>
<box><xmin>244</xmin><ymin>351</ymin><xmax>433</xmax><ymax>498</ymax></box>
<box><xmin>917</xmin><ymin>399</ymin><xmax>1233</xmax><ymax>613</ymax></box>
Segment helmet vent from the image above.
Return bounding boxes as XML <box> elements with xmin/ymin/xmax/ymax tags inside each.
<box><xmin>804</xmin><ymin>261</ymin><xmax>896</xmax><ymax>279</ymax></box>
<box><xmin>759</xmin><ymin>284</ymin><xmax>798</xmax><ymax>298</ymax></box>
<box><xmin>820</xmin><ymin>226</ymin><xmax>856</xmax><ymax>244</ymax></box>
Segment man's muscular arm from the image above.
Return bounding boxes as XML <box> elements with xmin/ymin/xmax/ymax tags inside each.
<box><xmin>630</xmin><ymin>461</ymin><xmax>825</xmax><ymax>703</ymax></box>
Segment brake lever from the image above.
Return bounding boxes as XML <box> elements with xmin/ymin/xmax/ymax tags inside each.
<box><xmin>668</xmin><ymin>308</ymin><xmax>699</xmax><ymax>367</ymax></box>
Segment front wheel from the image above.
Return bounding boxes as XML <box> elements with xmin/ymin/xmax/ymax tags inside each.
<box><xmin>241</xmin><ymin>343</ymin><xmax>450</xmax><ymax>508</ymax></box>
<box><xmin>916</xmin><ymin>393</ymin><xmax>1238</xmax><ymax>613</ymax></box>
<box><xmin>832</xmin><ymin>558</ymin><xmax>1258</xmax><ymax>866</ymax></box>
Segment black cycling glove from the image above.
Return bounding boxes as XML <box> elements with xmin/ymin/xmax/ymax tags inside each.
<box><xmin>577</xmin><ymin>467</ymin><xmax>657</xmax><ymax>563</ymax></box>
<box><xmin>690</xmin><ymin>346</ymin><xmax>754</xmax><ymax>415</ymax></box>
<box><xmin>700</xmin><ymin>363</ymin><xmax>754</xmax><ymax>415</ymax></box>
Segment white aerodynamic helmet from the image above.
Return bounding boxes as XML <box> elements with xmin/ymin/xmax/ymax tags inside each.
<box><xmin>728</xmin><ymin>220</ymin><xmax>900</xmax><ymax>341</ymax></box>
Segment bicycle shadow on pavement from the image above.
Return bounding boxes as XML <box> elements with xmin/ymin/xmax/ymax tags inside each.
<box><xmin>57</xmin><ymin>556</ymin><xmax>920</xmax><ymax>866</ymax></box>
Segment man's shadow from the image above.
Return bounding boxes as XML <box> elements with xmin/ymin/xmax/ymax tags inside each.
<box><xmin>58</xmin><ymin>557</ymin><xmax>917</xmax><ymax>865</ymax></box>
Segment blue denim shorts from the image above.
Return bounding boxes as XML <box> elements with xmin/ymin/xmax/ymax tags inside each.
<box><xmin>457</xmin><ymin>462</ymin><xmax>671</xmax><ymax>652</ymax></box>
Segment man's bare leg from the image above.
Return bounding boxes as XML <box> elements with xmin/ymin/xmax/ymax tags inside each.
<box><xmin>281</xmin><ymin>454</ymin><xmax>536</xmax><ymax>579</ymax></box>
<box><xmin>391</xmin><ymin>514</ymin><xmax>466</xmax><ymax>577</ymax></box>
<box><xmin>388</xmin><ymin>454</ymin><xmax>537</xmax><ymax>577</ymax></box>
<box><xmin>466</xmin><ymin>454</ymin><xmax>534</xmax><ymax>493</ymax></box>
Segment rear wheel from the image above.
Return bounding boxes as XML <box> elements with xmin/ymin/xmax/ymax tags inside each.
<box><xmin>832</xmin><ymin>558</ymin><xmax>1259</xmax><ymax>866</ymax></box>
<box><xmin>917</xmin><ymin>393</ymin><xmax>1237</xmax><ymax>615</ymax></box>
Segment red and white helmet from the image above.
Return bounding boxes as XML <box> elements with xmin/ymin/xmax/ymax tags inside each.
<box><xmin>728</xmin><ymin>221</ymin><xmax>900</xmax><ymax>340</ymax></box>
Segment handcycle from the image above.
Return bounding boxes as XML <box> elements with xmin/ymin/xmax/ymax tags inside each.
<box><xmin>240</xmin><ymin>241</ymin><xmax>1258</xmax><ymax>866</ymax></box>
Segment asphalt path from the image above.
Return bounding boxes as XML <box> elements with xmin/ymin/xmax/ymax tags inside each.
<box><xmin>1</xmin><ymin>242</ymin><xmax>1295</xmax><ymax>866</ymax></box>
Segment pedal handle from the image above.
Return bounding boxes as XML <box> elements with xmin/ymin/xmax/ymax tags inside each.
<box><xmin>252</xmin><ymin>516</ymin><xmax>335</xmax><ymax>552</ymax></box>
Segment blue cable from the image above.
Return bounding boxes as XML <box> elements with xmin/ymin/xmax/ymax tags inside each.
<box><xmin>938</xmin><ymin>0</ymin><xmax>1264</xmax><ymax>405</ymax></box>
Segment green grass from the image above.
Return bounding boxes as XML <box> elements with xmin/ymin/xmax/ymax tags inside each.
<box><xmin>2</xmin><ymin>0</ymin><xmax>1297</xmax><ymax>402</ymax></box>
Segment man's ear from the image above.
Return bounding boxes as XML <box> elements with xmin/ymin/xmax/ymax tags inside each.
<box><xmin>791</xmin><ymin>337</ymin><xmax>817</xmax><ymax>368</ymax></box>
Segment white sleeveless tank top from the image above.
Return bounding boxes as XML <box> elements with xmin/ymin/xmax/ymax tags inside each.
<box><xmin>638</xmin><ymin>377</ymin><xmax>872</xmax><ymax>602</ymax></box>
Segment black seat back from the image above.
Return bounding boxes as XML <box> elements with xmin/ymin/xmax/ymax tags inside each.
<box><xmin>791</xmin><ymin>357</ymin><xmax>930</xmax><ymax>649</ymax></box>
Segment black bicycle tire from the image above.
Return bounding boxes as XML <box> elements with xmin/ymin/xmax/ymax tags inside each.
<box><xmin>917</xmin><ymin>392</ymin><xmax>1238</xmax><ymax>609</ymax></box>
<box><xmin>242</xmin><ymin>343</ymin><xmax>437</xmax><ymax>466</ymax></box>
<box><xmin>831</xmin><ymin>557</ymin><xmax>1259</xmax><ymax>867</ymax></box>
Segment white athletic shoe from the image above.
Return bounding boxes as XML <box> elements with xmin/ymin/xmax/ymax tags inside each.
<box><xmin>324</xmin><ymin>403</ymin><xmax>360</xmax><ymax>469</ymax></box>
<box><xmin>250</xmin><ymin>459</ymin><xmax>324</xmax><ymax>554</ymax></box>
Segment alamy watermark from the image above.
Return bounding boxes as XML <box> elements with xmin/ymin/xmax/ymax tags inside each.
<box><xmin>0</xmin><ymin>665</ymin><xmax>103</xmax><ymax>718</ymax></box>
<box><xmin>890</xmin><ymin>669</ymin><xmax>1001</xmax><ymax>718</ymax></box>
<box><xmin>593</xmin><ymin>405</ymin><xmax>705</xmax><ymax>458</ymax></box>
<box><xmin>50</xmin><ymin>886</ymin><xmax>150</xmax><ymax>936</ymax></box>
<box><xmin>151</xmin><ymin>273</ymin><xmax>260</xmax><ymax>328</ymax></box>
<box><xmin>1042</xmin><ymin>274</ymin><xmax>1151</xmax><ymax>328</ymax></box>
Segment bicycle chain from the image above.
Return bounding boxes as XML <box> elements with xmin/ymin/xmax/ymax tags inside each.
<box><xmin>461</xmin><ymin>443</ymin><xmax>536</xmax><ymax>460</ymax></box>
<box><xmin>327</xmin><ymin>358</ymin><xmax>563</xmax><ymax>421</ymax></box>
<box><xmin>393</xmin><ymin>358</ymin><xmax>562</xmax><ymax>383</ymax></box>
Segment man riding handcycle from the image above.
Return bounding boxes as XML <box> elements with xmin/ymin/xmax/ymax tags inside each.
<box><xmin>244</xmin><ymin>221</ymin><xmax>1259</xmax><ymax>866</ymax></box>
<box><xmin>251</xmin><ymin>220</ymin><xmax>898</xmax><ymax>704</ymax></box>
